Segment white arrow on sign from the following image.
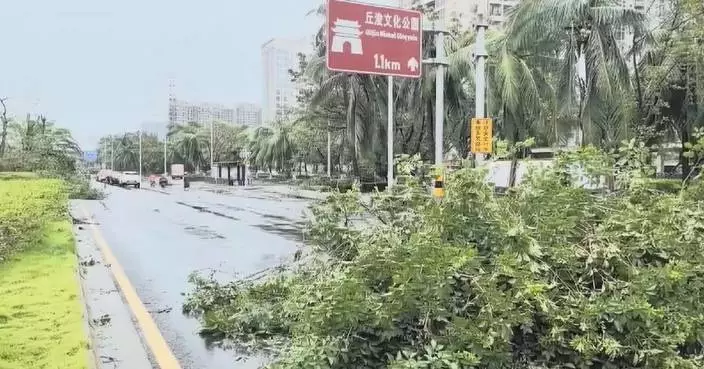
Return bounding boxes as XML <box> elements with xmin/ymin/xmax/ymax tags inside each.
<box><xmin>407</xmin><ymin>57</ymin><xmax>419</xmax><ymax>72</ymax></box>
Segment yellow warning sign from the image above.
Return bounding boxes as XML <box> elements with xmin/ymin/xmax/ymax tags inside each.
<box><xmin>470</xmin><ymin>118</ymin><xmax>493</xmax><ymax>154</ymax></box>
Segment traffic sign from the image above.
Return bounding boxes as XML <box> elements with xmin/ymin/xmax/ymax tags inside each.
<box><xmin>326</xmin><ymin>0</ymin><xmax>423</xmax><ymax>78</ymax></box>
<box><xmin>83</xmin><ymin>150</ymin><xmax>98</xmax><ymax>163</ymax></box>
<box><xmin>470</xmin><ymin>118</ymin><xmax>493</xmax><ymax>154</ymax></box>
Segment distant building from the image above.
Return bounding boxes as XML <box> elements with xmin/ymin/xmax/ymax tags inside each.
<box><xmin>235</xmin><ymin>103</ymin><xmax>262</xmax><ymax>126</ymax></box>
<box><xmin>168</xmin><ymin>98</ymin><xmax>261</xmax><ymax>127</ymax></box>
<box><xmin>261</xmin><ymin>37</ymin><xmax>311</xmax><ymax>124</ymax></box>
<box><xmin>398</xmin><ymin>0</ymin><xmax>519</xmax><ymax>31</ymax></box>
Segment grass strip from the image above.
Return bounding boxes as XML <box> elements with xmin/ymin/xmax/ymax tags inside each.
<box><xmin>0</xmin><ymin>220</ymin><xmax>88</xmax><ymax>369</ymax></box>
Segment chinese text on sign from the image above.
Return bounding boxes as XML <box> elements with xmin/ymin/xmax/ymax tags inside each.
<box><xmin>470</xmin><ymin>118</ymin><xmax>493</xmax><ymax>154</ymax></box>
<box><xmin>326</xmin><ymin>0</ymin><xmax>423</xmax><ymax>78</ymax></box>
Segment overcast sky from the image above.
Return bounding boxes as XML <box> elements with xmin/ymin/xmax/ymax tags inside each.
<box><xmin>0</xmin><ymin>0</ymin><xmax>396</xmax><ymax>149</ymax></box>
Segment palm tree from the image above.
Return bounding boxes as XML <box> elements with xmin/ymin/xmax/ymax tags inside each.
<box><xmin>8</xmin><ymin>115</ymin><xmax>82</xmax><ymax>172</ymax></box>
<box><xmin>248</xmin><ymin>123</ymin><xmax>296</xmax><ymax>175</ymax></box>
<box><xmin>168</xmin><ymin>121</ymin><xmax>209</xmax><ymax>172</ymax></box>
<box><xmin>504</xmin><ymin>0</ymin><xmax>646</xmax><ymax>145</ymax></box>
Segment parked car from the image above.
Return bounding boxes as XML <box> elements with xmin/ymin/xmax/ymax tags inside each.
<box><xmin>96</xmin><ymin>169</ymin><xmax>110</xmax><ymax>182</ymax></box>
<box><xmin>119</xmin><ymin>171</ymin><xmax>141</xmax><ymax>188</ymax></box>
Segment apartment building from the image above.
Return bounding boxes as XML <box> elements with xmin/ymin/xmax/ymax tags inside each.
<box><xmin>235</xmin><ymin>103</ymin><xmax>262</xmax><ymax>127</ymax></box>
<box><xmin>168</xmin><ymin>98</ymin><xmax>262</xmax><ymax>127</ymax></box>
<box><xmin>398</xmin><ymin>0</ymin><xmax>519</xmax><ymax>30</ymax></box>
<box><xmin>261</xmin><ymin>37</ymin><xmax>311</xmax><ymax>124</ymax></box>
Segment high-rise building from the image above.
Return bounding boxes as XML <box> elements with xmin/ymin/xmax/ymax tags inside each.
<box><xmin>261</xmin><ymin>37</ymin><xmax>311</xmax><ymax>124</ymax></box>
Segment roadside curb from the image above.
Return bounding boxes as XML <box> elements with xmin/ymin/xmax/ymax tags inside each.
<box><xmin>74</xmin><ymin>234</ymin><xmax>101</xmax><ymax>369</ymax></box>
<box><xmin>70</xmin><ymin>202</ymin><xmax>155</xmax><ymax>369</ymax></box>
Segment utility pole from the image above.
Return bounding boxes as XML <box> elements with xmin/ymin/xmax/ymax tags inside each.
<box><xmin>163</xmin><ymin>137</ymin><xmax>168</xmax><ymax>175</ymax></box>
<box><xmin>138</xmin><ymin>130</ymin><xmax>143</xmax><ymax>185</ymax></box>
<box><xmin>387</xmin><ymin>75</ymin><xmax>394</xmax><ymax>187</ymax></box>
<box><xmin>423</xmin><ymin>1</ymin><xmax>449</xmax><ymax>198</ymax></box>
<box><xmin>327</xmin><ymin>122</ymin><xmax>331</xmax><ymax>178</ymax></box>
<box><xmin>210</xmin><ymin>120</ymin><xmax>214</xmax><ymax>172</ymax></box>
<box><xmin>434</xmin><ymin>21</ymin><xmax>445</xmax><ymax>169</ymax></box>
<box><xmin>111</xmin><ymin>138</ymin><xmax>115</xmax><ymax>170</ymax></box>
<box><xmin>474</xmin><ymin>1</ymin><xmax>489</xmax><ymax>163</ymax></box>
<box><xmin>423</xmin><ymin>2</ymin><xmax>448</xmax><ymax>168</ymax></box>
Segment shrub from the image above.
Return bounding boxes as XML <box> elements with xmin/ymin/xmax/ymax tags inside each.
<box><xmin>185</xmin><ymin>151</ymin><xmax>704</xmax><ymax>369</ymax></box>
<box><xmin>0</xmin><ymin>178</ymin><xmax>67</xmax><ymax>261</ymax></box>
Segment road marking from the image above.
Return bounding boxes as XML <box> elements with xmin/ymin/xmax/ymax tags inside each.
<box><xmin>81</xmin><ymin>207</ymin><xmax>182</xmax><ymax>369</ymax></box>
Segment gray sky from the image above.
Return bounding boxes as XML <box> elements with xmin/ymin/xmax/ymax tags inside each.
<box><xmin>0</xmin><ymin>0</ymin><xmax>396</xmax><ymax>149</ymax></box>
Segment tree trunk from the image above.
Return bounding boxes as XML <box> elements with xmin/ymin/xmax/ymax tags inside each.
<box><xmin>0</xmin><ymin>119</ymin><xmax>7</xmax><ymax>157</ymax></box>
<box><xmin>577</xmin><ymin>47</ymin><xmax>587</xmax><ymax>146</ymax></box>
<box><xmin>508</xmin><ymin>109</ymin><xmax>520</xmax><ymax>188</ymax></box>
<box><xmin>347</xmin><ymin>81</ymin><xmax>360</xmax><ymax>178</ymax></box>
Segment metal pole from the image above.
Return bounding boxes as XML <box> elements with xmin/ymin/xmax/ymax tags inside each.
<box><xmin>210</xmin><ymin>120</ymin><xmax>214</xmax><ymax>172</ymax></box>
<box><xmin>163</xmin><ymin>137</ymin><xmax>167</xmax><ymax>175</ymax></box>
<box><xmin>475</xmin><ymin>20</ymin><xmax>488</xmax><ymax>118</ymax></box>
<box><xmin>434</xmin><ymin>25</ymin><xmax>445</xmax><ymax>168</ymax></box>
<box><xmin>138</xmin><ymin>130</ymin><xmax>143</xmax><ymax>185</ymax></box>
<box><xmin>327</xmin><ymin>124</ymin><xmax>331</xmax><ymax>177</ymax></box>
<box><xmin>475</xmin><ymin>2</ymin><xmax>489</xmax><ymax>163</ymax></box>
<box><xmin>387</xmin><ymin>75</ymin><xmax>394</xmax><ymax>187</ymax></box>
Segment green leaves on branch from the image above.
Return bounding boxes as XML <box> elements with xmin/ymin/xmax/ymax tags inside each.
<box><xmin>184</xmin><ymin>149</ymin><xmax>704</xmax><ymax>369</ymax></box>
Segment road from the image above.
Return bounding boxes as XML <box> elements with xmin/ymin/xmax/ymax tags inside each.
<box><xmin>79</xmin><ymin>182</ymin><xmax>311</xmax><ymax>369</ymax></box>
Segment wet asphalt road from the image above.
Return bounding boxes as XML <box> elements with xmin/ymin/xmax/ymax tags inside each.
<box><xmin>83</xmin><ymin>183</ymin><xmax>311</xmax><ymax>369</ymax></box>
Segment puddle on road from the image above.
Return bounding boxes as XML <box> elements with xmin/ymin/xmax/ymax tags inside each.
<box><xmin>183</xmin><ymin>225</ymin><xmax>226</xmax><ymax>240</ymax></box>
<box><xmin>175</xmin><ymin>201</ymin><xmax>240</xmax><ymax>221</ymax></box>
<box><xmin>254</xmin><ymin>222</ymin><xmax>305</xmax><ymax>242</ymax></box>
<box><xmin>213</xmin><ymin>203</ymin><xmax>299</xmax><ymax>223</ymax></box>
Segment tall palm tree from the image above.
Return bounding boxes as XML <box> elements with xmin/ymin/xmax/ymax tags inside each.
<box><xmin>504</xmin><ymin>0</ymin><xmax>646</xmax><ymax>145</ymax></box>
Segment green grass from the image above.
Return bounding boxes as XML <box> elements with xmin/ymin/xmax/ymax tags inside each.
<box><xmin>0</xmin><ymin>220</ymin><xmax>88</xmax><ymax>369</ymax></box>
<box><xmin>0</xmin><ymin>172</ymin><xmax>37</xmax><ymax>180</ymax></box>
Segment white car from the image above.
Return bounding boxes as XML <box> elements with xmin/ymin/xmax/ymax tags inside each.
<box><xmin>119</xmin><ymin>171</ymin><xmax>141</xmax><ymax>188</ymax></box>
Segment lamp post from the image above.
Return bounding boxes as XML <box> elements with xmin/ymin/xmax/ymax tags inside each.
<box><xmin>241</xmin><ymin>149</ymin><xmax>251</xmax><ymax>186</ymax></box>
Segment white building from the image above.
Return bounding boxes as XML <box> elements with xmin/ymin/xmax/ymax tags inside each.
<box><xmin>168</xmin><ymin>98</ymin><xmax>261</xmax><ymax>127</ymax></box>
<box><xmin>398</xmin><ymin>0</ymin><xmax>519</xmax><ymax>31</ymax></box>
<box><xmin>615</xmin><ymin>0</ymin><xmax>670</xmax><ymax>45</ymax></box>
<box><xmin>261</xmin><ymin>37</ymin><xmax>311</xmax><ymax>124</ymax></box>
<box><xmin>235</xmin><ymin>103</ymin><xmax>262</xmax><ymax>126</ymax></box>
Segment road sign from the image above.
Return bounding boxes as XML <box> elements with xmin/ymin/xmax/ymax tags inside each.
<box><xmin>83</xmin><ymin>150</ymin><xmax>98</xmax><ymax>163</ymax></box>
<box><xmin>326</xmin><ymin>0</ymin><xmax>423</xmax><ymax>78</ymax></box>
<box><xmin>470</xmin><ymin>118</ymin><xmax>493</xmax><ymax>154</ymax></box>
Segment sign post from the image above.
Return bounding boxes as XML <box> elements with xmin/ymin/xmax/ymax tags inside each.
<box><xmin>327</xmin><ymin>0</ymin><xmax>422</xmax><ymax>188</ymax></box>
<box><xmin>470</xmin><ymin>118</ymin><xmax>493</xmax><ymax>154</ymax></box>
<box><xmin>387</xmin><ymin>75</ymin><xmax>393</xmax><ymax>187</ymax></box>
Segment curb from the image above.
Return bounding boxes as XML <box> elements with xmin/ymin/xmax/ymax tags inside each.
<box><xmin>74</xmin><ymin>240</ymin><xmax>101</xmax><ymax>369</ymax></box>
<box><xmin>70</xmin><ymin>203</ymin><xmax>155</xmax><ymax>369</ymax></box>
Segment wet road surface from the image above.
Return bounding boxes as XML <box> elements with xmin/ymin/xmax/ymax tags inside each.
<box><xmin>82</xmin><ymin>183</ymin><xmax>312</xmax><ymax>369</ymax></box>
